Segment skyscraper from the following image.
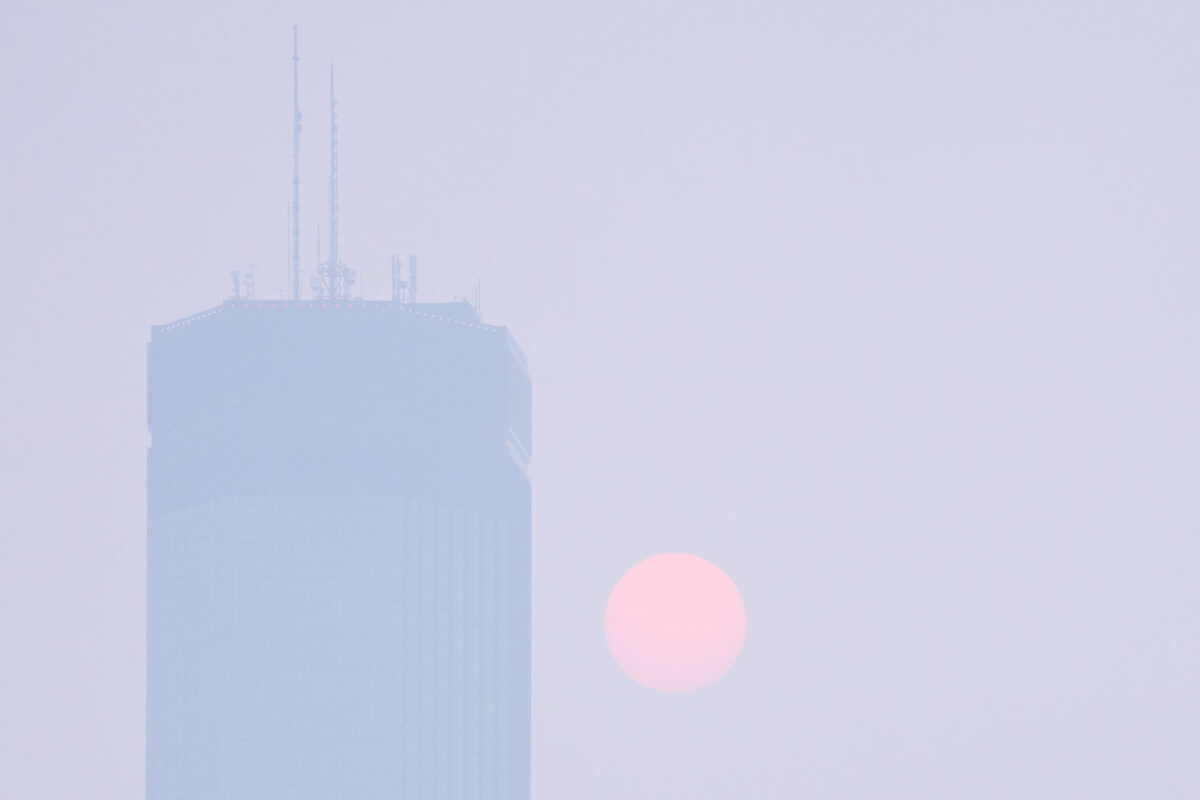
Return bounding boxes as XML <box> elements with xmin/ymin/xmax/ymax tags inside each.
<box><xmin>146</xmin><ymin>298</ymin><xmax>532</xmax><ymax>798</ymax></box>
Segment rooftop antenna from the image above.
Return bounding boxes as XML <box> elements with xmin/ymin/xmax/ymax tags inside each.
<box><xmin>326</xmin><ymin>65</ymin><xmax>340</xmax><ymax>299</ymax></box>
<box><xmin>310</xmin><ymin>225</ymin><xmax>324</xmax><ymax>297</ymax></box>
<box><xmin>314</xmin><ymin>66</ymin><xmax>356</xmax><ymax>300</ymax></box>
<box><xmin>391</xmin><ymin>254</ymin><xmax>419</xmax><ymax>302</ymax></box>
<box><xmin>290</xmin><ymin>26</ymin><xmax>302</xmax><ymax>300</ymax></box>
<box><xmin>391</xmin><ymin>255</ymin><xmax>405</xmax><ymax>301</ymax></box>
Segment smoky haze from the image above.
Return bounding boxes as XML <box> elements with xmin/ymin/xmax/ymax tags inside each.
<box><xmin>2</xmin><ymin>1</ymin><xmax>1198</xmax><ymax>797</ymax></box>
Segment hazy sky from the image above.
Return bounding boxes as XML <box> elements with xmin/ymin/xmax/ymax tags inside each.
<box><xmin>2</xmin><ymin>1</ymin><xmax>1198</xmax><ymax>797</ymax></box>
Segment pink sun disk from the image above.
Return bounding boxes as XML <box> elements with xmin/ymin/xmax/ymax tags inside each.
<box><xmin>604</xmin><ymin>553</ymin><xmax>746</xmax><ymax>693</ymax></box>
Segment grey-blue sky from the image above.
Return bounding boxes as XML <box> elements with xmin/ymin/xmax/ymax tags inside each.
<box><xmin>1</xmin><ymin>0</ymin><xmax>1198</xmax><ymax>797</ymax></box>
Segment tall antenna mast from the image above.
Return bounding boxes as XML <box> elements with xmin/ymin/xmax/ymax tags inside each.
<box><xmin>290</xmin><ymin>26</ymin><xmax>302</xmax><ymax>300</ymax></box>
<box><xmin>327</xmin><ymin>65</ymin><xmax>340</xmax><ymax>299</ymax></box>
<box><xmin>312</xmin><ymin>224</ymin><xmax>322</xmax><ymax>297</ymax></box>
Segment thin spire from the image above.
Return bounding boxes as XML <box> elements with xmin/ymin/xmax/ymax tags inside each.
<box><xmin>290</xmin><ymin>26</ymin><xmax>302</xmax><ymax>300</ymax></box>
<box><xmin>327</xmin><ymin>65</ymin><xmax>339</xmax><ymax>298</ymax></box>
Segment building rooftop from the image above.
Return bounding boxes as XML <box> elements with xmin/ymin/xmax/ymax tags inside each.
<box><xmin>153</xmin><ymin>298</ymin><xmax>526</xmax><ymax>368</ymax></box>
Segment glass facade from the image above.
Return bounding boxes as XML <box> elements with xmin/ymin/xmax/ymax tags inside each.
<box><xmin>147</xmin><ymin>301</ymin><xmax>531</xmax><ymax>799</ymax></box>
